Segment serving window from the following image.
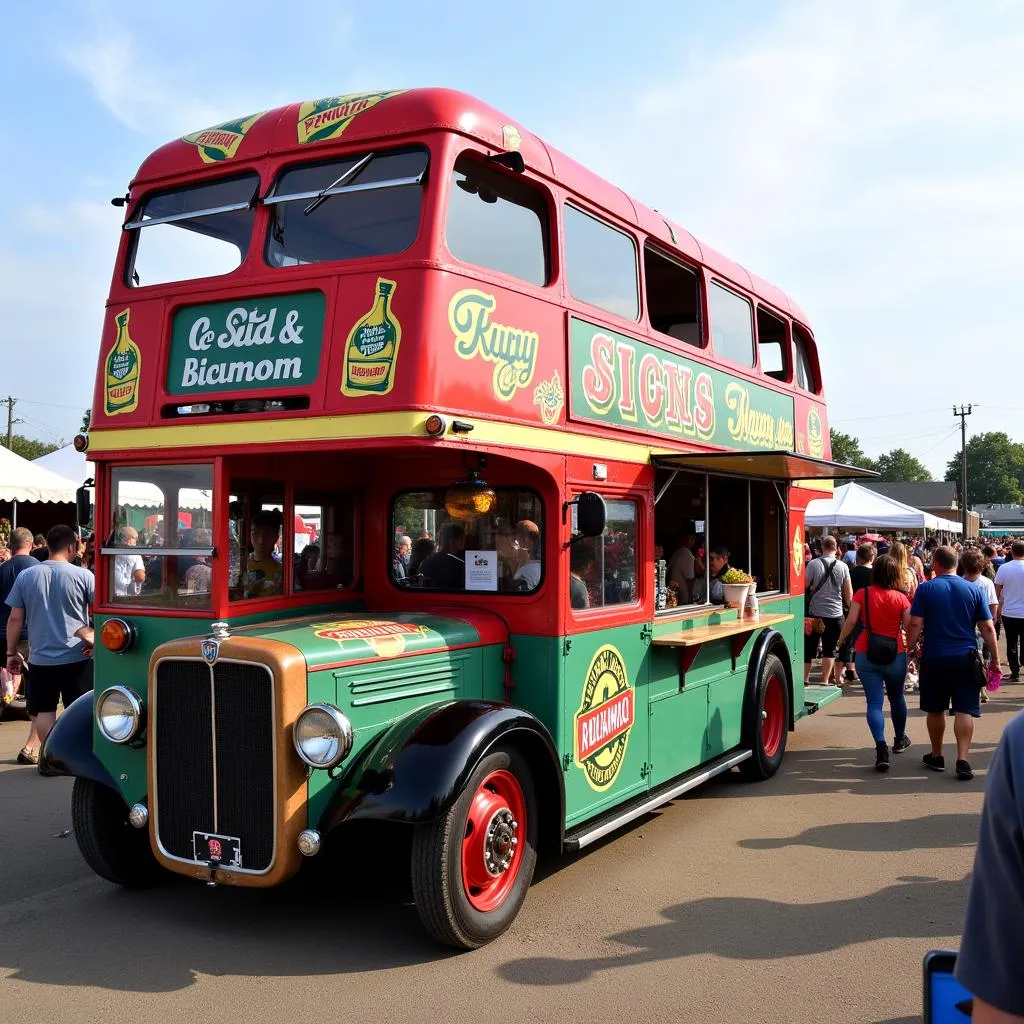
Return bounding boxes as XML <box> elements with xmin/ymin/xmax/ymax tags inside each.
<box><xmin>654</xmin><ymin>470</ymin><xmax>785</xmax><ymax>612</ymax></box>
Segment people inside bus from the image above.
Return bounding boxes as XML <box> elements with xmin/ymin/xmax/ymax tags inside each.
<box><xmin>512</xmin><ymin>520</ymin><xmax>542</xmax><ymax>590</ymax></box>
<box><xmin>692</xmin><ymin>546</ymin><xmax>732</xmax><ymax>605</ymax></box>
<box><xmin>408</xmin><ymin>537</ymin><xmax>435</xmax><ymax>577</ymax></box>
<box><xmin>243</xmin><ymin>510</ymin><xmax>283</xmax><ymax>598</ymax></box>
<box><xmin>297</xmin><ymin>532</ymin><xmax>351</xmax><ymax>591</ymax></box>
<box><xmin>113</xmin><ymin>526</ymin><xmax>146</xmax><ymax>598</ymax></box>
<box><xmin>570</xmin><ymin>544</ymin><xmax>594</xmax><ymax>609</ymax></box>
<box><xmin>393</xmin><ymin>534</ymin><xmax>412</xmax><ymax>580</ymax></box>
<box><xmin>417</xmin><ymin>522</ymin><xmax>466</xmax><ymax>589</ymax></box>
<box><xmin>667</xmin><ymin>524</ymin><xmax>698</xmax><ymax>603</ymax></box>
<box><xmin>182</xmin><ymin>528</ymin><xmax>212</xmax><ymax>595</ymax></box>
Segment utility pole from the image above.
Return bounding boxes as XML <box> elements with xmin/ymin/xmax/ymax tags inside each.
<box><xmin>3</xmin><ymin>396</ymin><xmax>14</xmax><ymax>449</ymax></box>
<box><xmin>953</xmin><ymin>404</ymin><xmax>973</xmax><ymax>538</ymax></box>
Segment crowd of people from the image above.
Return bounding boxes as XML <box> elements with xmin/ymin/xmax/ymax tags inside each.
<box><xmin>805</xmin><ymin>531</ymin><xmax>1024</xmax><ymax>779</ymax></box>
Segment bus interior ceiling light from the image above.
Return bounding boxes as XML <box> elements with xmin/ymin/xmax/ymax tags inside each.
<box><xmin>444</xmin><ymin>454</ymin><xmax>496</xmax><ymax>518</ymax></box>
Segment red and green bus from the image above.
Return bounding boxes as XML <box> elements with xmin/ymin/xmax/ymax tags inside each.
<box><xmin>46</xmin><ymin>88</ymin><xmax>868</xmax><ymax>948</ymax></box>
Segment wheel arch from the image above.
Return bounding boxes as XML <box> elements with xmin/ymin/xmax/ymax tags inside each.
<box><xmin>39</xmin><ymin>690</ymin><xmax>119</xmax><ymax>791</ymax></box>
<box><xmin>746</xmin><ymin>628</ymin><xmax>795</xmax><ymax>732</ymax></box>
<box><xmin>319</xmin><ymin>700</ymin><xmax>565</xmax><ymax>850</ymax></box>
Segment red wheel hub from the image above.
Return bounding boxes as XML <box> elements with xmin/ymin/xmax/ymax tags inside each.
<box><xmin>461</xmin><ymin>769</ymin><xmax>526</xmax><ymax>913</ymax></box>
<box><xmin>762</xmin><ymin>674</ymin><xmax>785</xmax><ymax>757</ymax></box>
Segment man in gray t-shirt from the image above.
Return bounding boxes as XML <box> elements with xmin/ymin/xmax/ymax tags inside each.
<box><xmin>5</xmin><ymin>524</ymin><xmax>94</xmax><ymax>766</ymax></box>
<box><xmin>955</xmin><ymin>708</ymin><xmax>1024</xmax><ymax>1017</ymax></box>
<box><xmin>803</xmin><ymin>535</ymin><xmax>853</xmax><ymax>687</ymax></box>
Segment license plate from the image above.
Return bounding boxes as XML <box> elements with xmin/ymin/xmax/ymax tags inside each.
<box><xmin>193</xmin><ymin>831</ymin><xmax>242</xmax><ymax>867</ymax></box>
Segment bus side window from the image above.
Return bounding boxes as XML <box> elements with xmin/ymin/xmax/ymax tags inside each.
<box><xmin>564</xmin><ymin>205</ymin><xmax>639</xmax><ymax>321</ymax></box>
<box><xmin>793</xmin><ymin>325</ymin><xmax>818</xmax><ymax>393</ymax></box>
<box><xmin>571</xmin><ymin>499</ymin><xmax>638</xmax><ymax>610</ymax></box>
<box><xmin>709</xmin><ymin>282</ymin><xmax>755</xmax><ymax>367</ymax></box>
<box><xmin>644</xmin><ymin>245</ymin><xmax>702</xmax><ymax>346</ymax></box>
<box><xmin>294</xmin><ymin>492</ymin><xmax>355</xmax><ymax>592</ymax></box>
<box><xmin>756</xmin><ymin>306</ymin><xmax>789</xmax><ymax>382</ymax></box>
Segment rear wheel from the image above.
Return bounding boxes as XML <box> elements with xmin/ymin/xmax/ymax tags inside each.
<box><xmin>740</xmin><ymin>653</ymin><xmax>790</xmax><ymax>780</ymax></box>
<box><xmin>71</xmin><ymin>777</ymin><xmax>161</xmax><ymax>888</ymax></box>
<box><xmin>411</xmin><ymin>747</ymin><xmax>538</xmax><ymax>949</ymax></box>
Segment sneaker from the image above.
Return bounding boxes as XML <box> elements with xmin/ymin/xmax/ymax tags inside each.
<box><xmin>956</xmin><ymin>759</ymin><xmax>974</xmax><ymax>781</ymax></box>
<box><xmin>16</xmin><ymin>747</ymin><xmax>39</xmax><ymax>766</ymax></box>
<box><xmin>875</xmin><ymin>741</ymin><xmax>890</xmax><ymax>772</ymax></box>
<box><xmin>980</xmin><ymin>690</ymin><xmax>989</xmax><ymax>703</ymax></box>
<box><xmin>922</xmin><ymin>753</ymin><xmax>945</xmax><ymax>772</ymax></box>
<box><xmin>1009</xmin><ymin>674</ymin><xmax>1021</xmax><ymax>683</ymax></box>
<box><xmin>844</xmin><ymin>668</ymin><xmax>857</xmax><ymax>682</ymax></box>
<box><xmin>893</xmin><ymin>735</ymin><xmax>912</xmax><ymax>753</ymax></box>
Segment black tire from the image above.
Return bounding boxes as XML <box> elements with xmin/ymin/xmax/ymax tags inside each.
<box><xmin>71</xmin><ymin>777</ymin><xmax>162</xmax><ymax>888</ymax></box>
<box><xmin>411</xmin><ymin>747</ymin><xmax>538</xmax><ymax>949</ymax></box>
<box><xmin>739</xmin><ymin>652</ymin><xmax>790</xmax><ymax>780</ymax></box>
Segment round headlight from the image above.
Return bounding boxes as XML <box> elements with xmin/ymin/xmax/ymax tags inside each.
<box><xmin>96</xmin><ymin>686</ymin><xmax>143</xmax><ymax>743</ymax></box>
<box><xmin>293</xmin><ymin>704</ymin><xmax>352</xmax><ymax>769</ymax></box>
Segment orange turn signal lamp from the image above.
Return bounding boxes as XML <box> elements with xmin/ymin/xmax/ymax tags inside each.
<box><xmin>101</xmin><ymin>618</ymin><xmax>136</xmax><ymax>653</ymax></box>
<box><xmin>424</xmin><ymin>414</ymin><xmax>448</xmax><ymax>437</ymax></box>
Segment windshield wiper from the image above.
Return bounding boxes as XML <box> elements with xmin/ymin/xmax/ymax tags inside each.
<box><xmin>303</xmin><ymin>152</ymin><xmax>375</xmax><ymax>217</ymax></box>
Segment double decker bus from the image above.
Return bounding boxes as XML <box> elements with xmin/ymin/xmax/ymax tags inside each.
<box><xmin>46</xmin><ymin>88</ymin><xmax>870</xmax><ymax>948</ymax></box>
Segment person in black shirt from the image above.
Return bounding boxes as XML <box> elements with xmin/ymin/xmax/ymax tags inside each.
<box><xmin>0</xmin><ymin>528</ymin><xmax>36</xmax><ymax>666</ymax></box>
<box><xmin>418</xmin><ymin>523</ymin><xmax>467</xmax><ymax>589</ymax></box>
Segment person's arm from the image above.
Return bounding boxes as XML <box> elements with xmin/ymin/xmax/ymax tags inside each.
<box><xmin>996</xmin><ymin>582</ymin><xmax>1004</xmax><ymax>621</ymax></box>
<box><xmin>836</xmin><ymin>599</ymin><xmax>861</xmax><ymax>646</ymax></box>
<box><xmin>905</xmin><ymin>614</ymin><xmax>923</xmax><ymax>650</ymax></box>
<box><xmin>979</xmin><ymin>619</ymin><xmax>1003</xmax><ymax>673</ymax></box>
<box><xmin>970</xmin><ymin>996</ymin><xmax>1024</xmax><ymax>1024</ymax></box>
<box><xmin>841</xmin><ymin>574</ymin><xmax>853</xmax><ymax>611</ymax></box>
<box><xmin>5</xmin><ymin>607</ymin><xmax>25</xmax><ymax>665</ymax></box>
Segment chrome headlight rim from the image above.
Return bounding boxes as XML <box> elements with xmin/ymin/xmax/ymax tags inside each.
<box><xmin>95</xmin><ymin>685</ymin><xmax>144</xmax><ymax>744</ymax></box>
<box><xmin>293</xmin><ymin>703</ymin><xmax>353</xmax><ymax>770</ymax></box>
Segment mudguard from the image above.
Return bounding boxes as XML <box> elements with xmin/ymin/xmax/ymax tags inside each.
<box><xmin>39</xmin><ymin>690</ymin><xmax>117</xmax><ymax>790</ymax></box>
<box><xmin>320</xmin><ymin>700</ymin><xmax>564</xmax><ymax>842</ymax></box>
<box><xmin>745</xmin><ymin>628</ymin><xmax>794</xmax><ymax>730</ymax></box>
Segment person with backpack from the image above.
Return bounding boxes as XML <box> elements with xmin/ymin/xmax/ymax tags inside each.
<box><xmin>836</xmin><ymin>554</ymin><xmax>912</xmax><ymax>771</ymax></box>
<box><xmin>803</xmin><ymin>535</ymin><xmax>853</xmax><ymax>687</ymax></box>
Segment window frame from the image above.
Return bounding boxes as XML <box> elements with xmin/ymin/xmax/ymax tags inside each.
<box><xmin>792</xmin><ymin>324</ymin><xmax>820</xmax><ymax>394</ymax></box>
<box><xmin>708</xmin><ymin>279</ymin><xmax>756</xmax><ymax>369</ymax></box>
<box><xmin>755</xmin><ymin>304</ymin><xmax>792</xmax><ymax>384</ymax></box>
<box><xmin>569</xmin><ymin>493</ymin><xmax>642</xmax><ymax>618</ymax></box>
<box><xmin>443</xmin><ymin>150</ymin><xmax>553</xmax><ymax>289</ymax></box>
<box><xmin>643</xmin><ymin>242</ymin><xmax>704</xmax><ymax>349</ymax></box>
<box><xmin>563</xmin><ymin>202</ymin><xmax>641</xmax><ymax>323</ymax></box>
<box><xmin>388</xmin><ymin>485</ymin><xmax>547</xmax><ymax>597</ymax></box>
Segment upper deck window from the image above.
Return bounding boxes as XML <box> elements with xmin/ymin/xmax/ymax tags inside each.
<box><xmin>793</xmin><ymin>325</ymin><xmax>818</xmax><ymax>392</ymax></box>
<box><xmin>709</xmin><ymin>282</ymin><xmax>755</xmax><ymax>367</ymax></box>
<box><xmin>756</xmin><ymin>307</ymin><xmax>789</xmax><ymax>382</ymax></box>
<box><xmin>564</xmin><ymin>205</ymin><xmax>639</xmax><ymax>321</ymax></box>
<box><xmin>124</xmin><ymin>175</ymin><xmax>258</xmax><ymax>288</ymax></box>
<box><xmin>644</xmin><ymin>245</ymin><xmax>701</xmax><ymax>346</ymax></box>
<box><xmin>445</xmin><ymin>155</ymin><xmax>549</xmax><ymax>286</ymax></box>
<box><xmin>264</xmin><ymin>147</ymin><xmax>427</xmax><ymax>267</ymax></box>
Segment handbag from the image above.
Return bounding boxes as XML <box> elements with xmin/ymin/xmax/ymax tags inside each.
<box><xmin>971</xmin><ymin>650</ymin><xmax>988</xmax><ymax>690</ymax></box>
<box><xmin>863</xmin><ymin>587</ymin><xmax>899</xmax><ymax>666</ymax></box>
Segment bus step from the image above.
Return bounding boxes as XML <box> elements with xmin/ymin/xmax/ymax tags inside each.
<box><xmin>799</xmin><ymin>684</ymin><xmax>843</xmax><ymax>719</ymax></box>
<box><xmin>563</xmin><ymin>749</ymin><xmax>752</xmax><ymax>852</ymax></box>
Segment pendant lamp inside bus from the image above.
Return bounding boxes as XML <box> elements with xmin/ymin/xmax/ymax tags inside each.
<box><xmin>444</xmin><ymin>456</ymin><xmax>497</xmax><ymax>518</ymax></box>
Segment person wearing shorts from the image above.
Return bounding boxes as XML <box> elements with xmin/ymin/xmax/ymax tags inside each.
<box><xmin>803</xmin><ymin>536</ymin><xmax>853</xmax><ymax>685</ymax></box>
<box><xmin>4</xmin><ymin>524</ymin><xmax>95</xmax><ymax>768</ymax></box>
<box><xmin>906</xmin><ymin>545</ymin><xmax>1002</xmax><ymax>781</ymax></box>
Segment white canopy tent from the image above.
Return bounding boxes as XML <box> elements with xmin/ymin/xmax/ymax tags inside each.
<box><xmin>805</xmin><ymin>482</ymin><xmax>963</xmax><ymax>534</ymax></box>
<box><xmin>1</xmin><ymin>444</ymin><xmax>79</xmax><ymax>529</ymax></box>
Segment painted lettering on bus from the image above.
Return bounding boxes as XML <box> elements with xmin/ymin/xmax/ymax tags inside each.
<box><xmin>724</xmin><ymin>381</ymin><xmax>794</xmax><ymax>450</ymax></box>
<box><xmin>581</xmin><ymin>331</ymin><xmax>715</xmax><ymax>441</ymax></box>
<box><xmin>449</xmin><ymin>289</ymin><xmax>539</xmax><ymax>401</ymax></box>
<box><xmin>187</xmin><ymin>307</ymin><xmax>305</xmax><ymax>352</ymax></box>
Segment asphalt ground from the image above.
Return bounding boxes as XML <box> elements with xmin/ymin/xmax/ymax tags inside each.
<box><xmin>2</xmin><ymin>671</ymin><xmax>1022</xmax><ymax>1024</ymax></box>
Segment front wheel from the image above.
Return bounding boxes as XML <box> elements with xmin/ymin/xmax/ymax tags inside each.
<box><xmin>740</xmin><ymin>652</ymin><xmax>790</xmax><ymax>780</ymax></box>
<box><xmin>411</xmin><ymin>747</ymin><xmax>538</xmax><ymax>949</ymax></box>
<box><xmin>71</xmin><ymin>777</ymin><xmax>162</xmax><ymax>888</ymax></box>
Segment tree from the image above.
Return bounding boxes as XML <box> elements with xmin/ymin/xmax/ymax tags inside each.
<box><xmin>874</xmin><ymin>448</ymin><xmax>932</xmax><ymax>483</ymax></box>
<box><xmin>81</xmin><ymin>408</ymin><xmax>91</xmax><ymax>432</ymax></box>
<box><xmin>829</xmin><ymin>429</ymin><xmax>876</xmax><ymax>470</ymax></box>
<box><xmin>946</xmin><ymin>432</ymin><xmax>1024</xmax><ymax>506</ymax></box>
<box><xmin>6</xmin><ymin>434</ymin><xmax>62</xmax><ymax>461</ymax></box>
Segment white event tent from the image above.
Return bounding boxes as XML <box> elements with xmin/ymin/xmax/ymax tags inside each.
<box><xmin>1</xmin><ymin>444</ymin><xmax>79</xmax><ymax>528</ymax></box>
<box><xmin>805</xmin><ymin>482</ymin><xmax>962</xmax><ymax>534</ymax></box>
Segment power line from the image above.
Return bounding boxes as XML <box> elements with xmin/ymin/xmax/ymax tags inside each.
<box><xmin>15</xmin><ymin>398</ymin><xmax>89</xmax><ymax>412</ymax></box>
<box><xmin>831</xmin><ymin>407</ymin><xmax>953</xmax><ymax>424</ymax></box>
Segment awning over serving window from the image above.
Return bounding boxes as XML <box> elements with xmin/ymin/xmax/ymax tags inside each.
<box><xmin>652</xmin><ymin>450</ymin><xmax>879</xmax><ymax>482</ymax></box>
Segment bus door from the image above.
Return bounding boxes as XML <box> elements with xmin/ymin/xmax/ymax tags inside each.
<box><xmin>562</xmin><ymin>495</ymin><xmax>651</xmax><ymax>829</ymax></box>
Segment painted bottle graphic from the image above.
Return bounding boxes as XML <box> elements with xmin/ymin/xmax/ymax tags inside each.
<box><xmin>104</xmin><ymin>308</ymin><xmax>141</xmax><ymax>415</ymax></box>
<box><xmin>342</xmin><ymin>278</ymin><xmax>401</xmax><ymax>396</ymax></box>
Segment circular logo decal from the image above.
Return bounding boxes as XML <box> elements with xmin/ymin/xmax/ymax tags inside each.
<box><xmin>574</xmin><ymin>645</ymin><xmax>634</xmax><ymax>792</ymax></box>
<box><xmin>793</xmin><ymin>526</ymin><xmax>804</xmax><ymax>577</ymax></box>
<box><xmin>807</xmin><ymin>407</ymin><xmax>824</xmax><ymax>458</ymax></box>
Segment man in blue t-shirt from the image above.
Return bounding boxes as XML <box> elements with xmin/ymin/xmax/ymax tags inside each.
<box><xmin>906</xmin><ymin>545</ymin><xmax>1002</xmax><ymax>780</ymax></box>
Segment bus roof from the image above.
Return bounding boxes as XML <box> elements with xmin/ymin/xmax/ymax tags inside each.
<box><xmin>135</xmin><ymin>88</ymin><xmax>811</xmax><ymax>328</ymax></box>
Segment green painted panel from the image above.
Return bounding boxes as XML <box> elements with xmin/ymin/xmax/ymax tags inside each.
<box><xmin>649</xmin><ymin>689</ymin><xmax>708</xmax><ymax>788</ymax></box>
<box><xmin>569</xmin><ymin>317</ymin><xmax>795</xmax><ymax>450</ymax></box>
<box><xmin>563</xmin><ymin>623</ymin><xmax>650</xmax><ymax>828</ymax></box>
<box><xmin>166</xmin><ymin>291</ymin><xmax>325</xmax><ymax>396</ymax></box>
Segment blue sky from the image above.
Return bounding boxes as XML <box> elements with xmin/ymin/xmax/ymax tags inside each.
<box><xmin>1</xmin><ymin>0</ymin><xmax>1021</xmax><ymax>476</ymax></box>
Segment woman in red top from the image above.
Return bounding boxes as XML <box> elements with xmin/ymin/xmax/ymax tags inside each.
<box><xmin>837</xmin><ymin>555</ymin><xmax>912</xmax><ymax>771</ymax></box>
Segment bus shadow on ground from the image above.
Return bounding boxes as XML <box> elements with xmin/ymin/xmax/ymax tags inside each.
<box><xmin>0</xmin><ymin>832</ymin><xmax>453</xmax><ymax>992</ymax></box>
<box><xmin>497</xmin><ymin>875</ymin><xmax>971</xmax><ymax>985</ymax></box>
<box><xmin>739</xmin><ymin>811</ymin><xmax>981</xmax><ymax>853</ymax></box>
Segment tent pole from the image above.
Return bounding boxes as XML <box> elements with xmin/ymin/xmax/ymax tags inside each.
<box><xmin>11</xmin><ymin>499</ymin><xmax>16</xmax><ymax>530</ymax></box>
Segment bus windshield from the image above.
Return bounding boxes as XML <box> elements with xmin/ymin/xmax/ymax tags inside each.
<box><xmin>392</xmin><ymin>487</ymin><xmax>543</xmax><ymax>594</ymax></box>
<box><xmin>103</xmin><ymin>464</ymin><xmax>214</xmax><ymax>609</ymax></box>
